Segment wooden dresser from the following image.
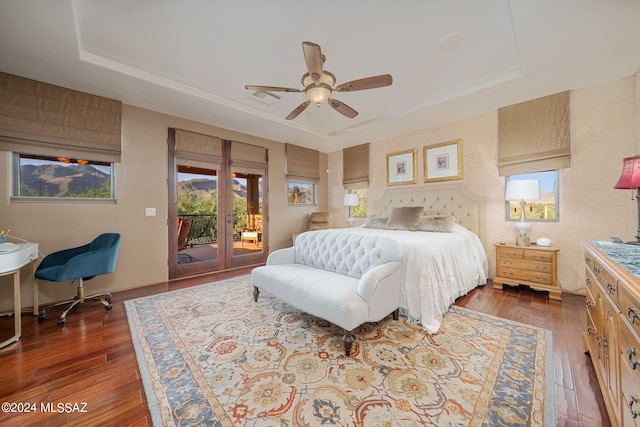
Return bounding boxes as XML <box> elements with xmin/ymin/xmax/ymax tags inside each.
<box><xmin>583</xmin><ymin>240</ymin><xmax>640</xmax><ymax>427</ymax></box>
<box><xmin>493</xmin><ymin>242</ymin><xmax>561</xmax><ymax>300</ymax></box>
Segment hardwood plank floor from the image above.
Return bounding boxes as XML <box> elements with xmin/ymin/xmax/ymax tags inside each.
<box><xmin>0</xmin><ymin>276</ymin><xmax>610</xmax><ymax>426</ymax></box>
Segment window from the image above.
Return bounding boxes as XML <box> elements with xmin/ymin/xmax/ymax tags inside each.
<box><xmin>12</xmin><ymin>153</ymin><xmax>115</xmax><ymax>200</ymax></box>
<box><xmin>506</xmin><ymin>170</ymin><xmax>559</xmax><ymax>222</ymax></box>
<box><xmin>287</xmin><ymin>182</ymin><xmax>315</xmax><ymax>205</ymax></box>
<box><xmin>348</xmin><ymin>189</ymin><xmax>368</xmax><ymax>218</ymax></box>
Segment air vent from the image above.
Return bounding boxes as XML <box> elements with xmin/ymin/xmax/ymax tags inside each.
<box><xmin>248</xmin><ymin>90</ymin><xmax>281</xmax><ymax>105</ymax></box>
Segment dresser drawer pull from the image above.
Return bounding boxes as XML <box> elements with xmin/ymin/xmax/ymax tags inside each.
<box><xmin>628</xmin><ymin>395</ymin><xmax>640</xmax><ymax>419</ymax></box>
<box><xmin>593</xmin><ymin>266</ymin><xmax>601</xmax><ymax>274</ymax></box>
<box><xmin>585</xmin><ymin>278</ymin><xmax>592</xmax><ymax>287</ymax></box>
<box><xmin>534</xmin><ymin>265</ymin><xmax>549</xmax><ymax>271</ymax></box>
<box><xmin>628</xmin><ymin>347</ymin><xmax>640</xmax><ymax>370</ymax></box>
<box><xmin>628</xmin><ymin>306</ymin><xmax>640</xmax><ymax>324</ymax></box>
<box><xmin>585</xmin><ymin>300</ymin><xmax>594</xmax><ymax>310</ymax></box>
<box><xmin>505</xmin><ymin>251</ymin><xmax>518</xmax><ymax>257</ymax></box>
<box><xmin>606</xmin><ymin>282</ymin><xmax>616</xmax><ymax>295</ymax></box>
<box><xmin>587</xmin><ymin>326</ymin><xmax>596</xmax><ymax>335</ymax></box>
<box><xmin>585</xmin><ymin>255</ymin><xmax>592</xmax><ymax>264</ymax></box>
<box><xmin>597</xmin><ymin>336</ymin><xmax>608</xmax><ymax>349</ymax></box>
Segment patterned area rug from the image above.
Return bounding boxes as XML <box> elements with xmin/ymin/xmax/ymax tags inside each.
<box><xmin>125</xmin><ymin>275</ymin><xmax>554</xmax><ymax>426</ymax></box>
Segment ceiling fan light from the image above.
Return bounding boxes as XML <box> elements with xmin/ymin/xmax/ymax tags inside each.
<box><xmin>306</xmin><ymin>84</ymin><xmax>332</xmax><ymax>104</ymax></box>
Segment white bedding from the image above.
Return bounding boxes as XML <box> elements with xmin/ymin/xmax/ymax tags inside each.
<box><xmin>334</xmin><ymin>224</ymin><xmax>488</xmax><ymax>333</ymax></box>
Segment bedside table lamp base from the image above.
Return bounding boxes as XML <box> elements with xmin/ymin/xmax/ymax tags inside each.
<box><xmin>516</xmin><ymin>235</ymin><xmax>530</xmax><ymax>246</ymax></box>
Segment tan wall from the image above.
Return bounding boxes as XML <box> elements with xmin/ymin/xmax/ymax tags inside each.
<box><xmin>328</xmin><ymin>73</ymin><xmax>639</xmax><ymax>294</ymax></box>
<box><xmin>0</xmin><ymin>105</ymin><xmax>328</xmax><ymax>312</ymax></box>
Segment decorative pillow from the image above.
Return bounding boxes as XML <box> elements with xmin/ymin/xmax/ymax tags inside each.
<box><xmin>417</xmin><ymin>214</ymin><xmax>455</xmax><ymax>232</ymax></box>
<box><xmin>385</xmin><ymin>206</ymin><xmax>424</xmax><ymax>231</ymax></box>
<box><xmin>364</xmin><ymin>216</ymin><xmax>388</xmax><ymax>229</ymax></box>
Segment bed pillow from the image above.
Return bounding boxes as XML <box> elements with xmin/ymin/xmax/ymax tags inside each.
<box><xmin>385</xmin><ymin>206</ymin><xmax>424</xmax><ymax>231</ymax></box>
<box><xmin>364</xmin><ymin>216</ymin><xmax>388</xmax><ymax>229</ymax></box>
<box><xmin>417</xmin><ymin>214</ymin><xmax>455</xmax><ymax>232</ymax></box>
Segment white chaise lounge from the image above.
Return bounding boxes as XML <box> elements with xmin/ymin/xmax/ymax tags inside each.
<box><xmin>251</xmin><ymin>229</ymin><xmax>403</xmax><ymax>355</ymax></box>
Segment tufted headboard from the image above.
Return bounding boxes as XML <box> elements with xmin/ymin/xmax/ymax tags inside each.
<box><xmin>370</xmin><ymin>183</ymin><xmax>486</xmax><ymax>243</ymax></box>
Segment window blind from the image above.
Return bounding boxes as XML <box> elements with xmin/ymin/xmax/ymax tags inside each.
<box><xmin>174</xmin><ymin>129</ymin><xmax>223</xmax><ymax>170</ymax></box>
<box><xmin>498</xmin><ymin>91</ymin><xmax>571</xmax><ymax>176</ymax></box>
<box><xmin>286</xmin><ymin>143</ymin><xmax>320</xmax><ymax>183</ymax></box>
<box><xmin>342</xmin><ymin>143</ymin><xmax>369</xmax><ymax>189</ymax></box>
<box><xmin>231</xmin><ymin>140</ymin><xmax>267</xmax><ymax>175</ymax></box>
<box><xmin>0</xmin><ymin>72</ymin><xmax>122</xmax><ymax>162</ymax></box>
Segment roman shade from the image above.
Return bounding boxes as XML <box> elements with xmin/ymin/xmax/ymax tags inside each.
<box><xmin>174</xmin><ymin>129</ymin><xmax>223</xmax><ymax>170</ymax></box>
<box><xmin>0</xmin><ymin>72</ymin><xmax>122</xmax><ymax>162</ymax></box>
<box><xmin>343</xmin><ymin>143</ymin><xmax>369</xmax><ymax>189</ymax></box>
<box><xmin>286</xmin><ymin>143</ymin><xmax>320</xmax><ymax>183</ymax></box>
<box><xmin>231</xmin><ymin>140</ymin><xmax>267</xmax><ymax>175</ymax></box>
<box><xmin>497</xmin><ymin>91</ymin><xmax>570</xmax><ymax>176</ymax></box>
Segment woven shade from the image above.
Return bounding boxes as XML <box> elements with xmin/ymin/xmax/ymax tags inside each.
<box><xmin>231</xmin><ymin>141</ymin><xmax>267</xmax><ymax>175</ymax></box>
<box><xmin>175</xmin><ymin>129</ymin><xmax>223</xmax><ymax>169</ymax></box>
<box><xmin>343</xmin><ymin>143</ymin><xmax>369</xmax><ymax>189</ymax></box>
<box><xmin>0</xmin><ymin>72</ymin><xmax>122</xmax><ymax>162</ymax></box>
<box><xmin>498</xmin><ymin>91</ymin><xmax>570</xmax><ymax>176</ymax></box>
<box><xmin>286</xmin><ymin>143</ymin><xmax>319</xmax><ymax>183</ymax></box>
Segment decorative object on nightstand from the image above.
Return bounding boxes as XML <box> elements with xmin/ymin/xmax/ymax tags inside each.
<box><xmin>505</xmin><ymin>179</ymin><xmax>540</xmax><ymax>246</ymax></box>
<box><xmin>344</xmin><ymin>193</ymin><xmax>359</xmax><ymax>227</ymax></box>
<box><xmin>493</xmin><ymin>242</ymin><xmax>561</xmax><ymax>300</ymax></box>
<box><xmin>613</xmin><ymin>154</ymin><xmax>640</xmax><ymax>244</ymax></box>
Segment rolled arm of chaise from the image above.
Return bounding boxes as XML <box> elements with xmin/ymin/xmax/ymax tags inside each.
<box><xmin>356</xmin><ymin>261</ymin><xmax>402</xmax><ymax>303</ymax></box>
<box><xmin>266</xmin><ymin>246</ymin><xmax>295</xmax><ymax>266</ymax></box>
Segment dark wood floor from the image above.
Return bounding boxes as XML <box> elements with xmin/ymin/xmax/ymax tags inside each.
<box><xmin>0</xmin><ymin>275</ymin><xmax>609</xmax><ymax>426</ymax></box>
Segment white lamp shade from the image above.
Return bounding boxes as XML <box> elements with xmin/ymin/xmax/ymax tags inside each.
<box><xmin>505</xmin><ymin>179</ymin><xmax>540</xmax><ymax>201</ymax></box>
<box><xmin>344</xmin><ymin>193</ymin><xmax>359</xmax><ymax>206</ymax></box>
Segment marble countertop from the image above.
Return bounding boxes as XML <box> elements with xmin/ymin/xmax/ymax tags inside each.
<box><xmin>590</xmin><ymin>240</ymin><xmax>640</xmax><ymax>280</ymax></box>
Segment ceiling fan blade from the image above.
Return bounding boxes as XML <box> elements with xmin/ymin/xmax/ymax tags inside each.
<box><xmin>285</xmin><ymin>100</ymin><xmax>311</xmax><ymax>120</ymax></box>
<box><xmin>245</xmin><ymin>85</ymin><xmax>302</xmax><ymax>93</ymax></box>
<box><xmin>302</xmin><ymin>41</ymin><xmax>323</xmax><ymax>82</ymax></box>
<box><xmin>328</xmin><ymin>98</ymin><xmax>358</xmax><ymax>118</ymax></box>
<box><xmin>335</xmin><ymin>74</ymin><xmax>393</xmax><ymax>92</ymax></box>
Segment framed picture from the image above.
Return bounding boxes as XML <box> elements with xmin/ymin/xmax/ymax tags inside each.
<box><xmin>387</xmin><ymin>149</ymin><xmax>417</xmax><ymax>186</ymax></box>
<box><xmin>424</xmin><ymin>139</ymin><xmax>463</xmax><ymax>183</ymax></box>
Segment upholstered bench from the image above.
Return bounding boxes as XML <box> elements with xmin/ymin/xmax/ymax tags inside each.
<box><xmin>251</xmin><ymin>229</ymin><xmax>403</xmax><ymax>355</ymax></box>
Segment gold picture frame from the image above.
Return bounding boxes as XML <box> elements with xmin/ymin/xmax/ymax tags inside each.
<box><xmin>424</xmin><ymin>139</ymin><xmax>463</xmax><ymax>183</ymax></box>
<box><xmin>387</xmin><ymin>149</ymin><xmax>417</xmax><ymax>186</ymax></box>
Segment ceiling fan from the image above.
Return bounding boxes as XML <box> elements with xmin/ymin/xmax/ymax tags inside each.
<box><xmin>245</xmin><ymin>41</ymin><xmax>393</xmax><ymax>120</ymax></box>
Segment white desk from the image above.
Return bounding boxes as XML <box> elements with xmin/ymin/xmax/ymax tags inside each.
<box><xmin>0</xmin><ymin>243</ymin><xmax>39</xmax><ymax>348</ymax></box>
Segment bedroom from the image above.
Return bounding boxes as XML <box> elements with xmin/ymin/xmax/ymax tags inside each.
<box><xmin>1</xmin><ymin>1</ymin><xmax>640</xmax><ymax>425</ymax></box>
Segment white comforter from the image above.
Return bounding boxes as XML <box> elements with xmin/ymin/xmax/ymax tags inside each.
<box><xmin>334</xmin><ymin>224</ymin><xmax>488</xmax><ymax>333</ymax></box>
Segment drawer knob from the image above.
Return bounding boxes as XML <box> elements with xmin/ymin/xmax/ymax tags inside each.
<box><xmin>628</xmin><ymin>395</ymin><xmax>640</xmax><ymax>419</ymax></box>
<box><xmin>587</xmin><ymin>325</ymin><xmax>596</xmax><ymax>335</ymax></box>
<box><xmin>585</xmin><ymin>278</ymin><xmax>592</xmax><ymax>286</ymax></box>
<box><xmin>628</xmin><ymin>347</ymin><xmax>640</xmax><ymax>370</ymax></box>
<box><xmin>606</xmin><ymin>282</ymin><xmax>616</xmax><ymax>295</ymax></box>
<box><xmin>586</xmin><ymin>300</ymin><xmax>594</xmax><ymax>310</ymax></box>
<box><xmin>628</xmin><ymin>306</ymin><xmax>640</xmax><ymax>324</ymax></box>
<box><xmin>585</xmin><ymin>256</ymin><xmax>592</xmax><ymax>264</ymax></box>
<box><xmin>593</xmin><ymin>266</ymin><xmax>601</xmax><ymax>274</ymax></box>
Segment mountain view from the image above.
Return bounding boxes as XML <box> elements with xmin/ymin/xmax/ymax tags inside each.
<box><xmin>19</xmin><ymin>164</ymin><xmax>111</xmax><ymax>197</ymax></box>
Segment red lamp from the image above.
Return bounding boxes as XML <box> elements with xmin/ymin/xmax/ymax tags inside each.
<box><xmin>614</xmin><ymin>155</ymin><xmax>640</xmax><ymax>244</ymax></box>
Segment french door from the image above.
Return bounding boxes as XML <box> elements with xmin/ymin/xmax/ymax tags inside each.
<box><xmin>168</xmin><ymin>128</ymin><xmax>267</xmax><ymax>279</ymax></box>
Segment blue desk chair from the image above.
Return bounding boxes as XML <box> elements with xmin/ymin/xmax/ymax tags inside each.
<box><xmin>35</xmin><ymin>233</ymin><xmax>121</xmax><ymax>324</ymax></box>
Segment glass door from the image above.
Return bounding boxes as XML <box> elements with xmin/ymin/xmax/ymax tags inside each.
<box><xmin>228</xmin><ymin>171</ymin><xmax>265</xmax><ymax>268</ymax></box>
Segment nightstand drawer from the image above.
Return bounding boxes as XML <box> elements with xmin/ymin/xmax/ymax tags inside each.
<box><xmin>496</xmin><ymin>247</ymin><xmax>524</xmax><ymax>260</ymax></box>
<box><xmin>498</xmin><ymin>258</ymin><xmax>552</xmax><ymax>273</ymax></box>
<box><xmin>524</xmin><ymin>251</ymin><xmax>553</xmax><ymax>263</ymax></box>
<box><xmin>496</xmin><ymin>267</ymin><xmax>553</xmax><ymax>285</ymax></box>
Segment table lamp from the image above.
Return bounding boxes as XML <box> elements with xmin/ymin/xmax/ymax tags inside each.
<box><xmin>344</xmin><ymin>193</ymin><xmax>360</xmax><ymax>227</ymax></box>
<box><xmin>505</xmin><ymin>179</ymin><xmax>540</xmax><ymax>246</ymax></box>
<box><xmin>614</xmin><ymin>155</ymin><xmax>640</xmax><ymax>244</ymax></box>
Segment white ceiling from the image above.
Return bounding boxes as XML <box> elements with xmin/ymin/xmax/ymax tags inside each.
<box><xmin>1</xmin><ymin>0</ymin><xmax>640</xmax><ymax>153</ymax></box>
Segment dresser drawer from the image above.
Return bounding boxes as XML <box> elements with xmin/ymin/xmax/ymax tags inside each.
<box><xmin>593</xmin><ymin>259</ymin><xmax>620</xmax><ymax>308</ymax></box>
<box><xmin>620</xmin><ymin>319</ymin><xmax>640</xmax><ymax>426</ymax></box>
<box><xmin>620</xmin><ymin>284</ymin><xmax>640</xmax><ymax>339</ymax></box>
<box><xmin>524</xmin><ymin>250</ymin><xmax>553</xmax><ymax>263</ymax></box>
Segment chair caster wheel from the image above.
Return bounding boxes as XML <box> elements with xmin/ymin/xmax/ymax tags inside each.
<box><xmin>105</xmin><ymin>304</ymin><xmax>112</xmax><ymax>311</ymax></box>
<box><xmin>105</xmin><ymin>295</ymin><xmax>112</xmax><ymax>303</ymax></box>
<box><xmin>38</xmin><ymin>312</ymin><xmax>46</xmax><ymax>321</ymax></box>
<box><xmin>57</xmin><ymin>318</ymin><xmax>66</xmax><ymax>325</ymax></box>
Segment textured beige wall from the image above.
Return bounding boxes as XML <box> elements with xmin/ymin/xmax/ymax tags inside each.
<box><xmin>0</xmin><ymin>105</ymin><xmax>327</xmax><ymax>311</ymax></box>
<box><xmin>328</xmin><ymin>73</ymin><xmax>639</xmax><ymax>294</ymax></box>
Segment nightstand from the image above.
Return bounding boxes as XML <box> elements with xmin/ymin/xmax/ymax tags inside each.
<box><xmin>493</xmin><ymin>242</ymin><xmax>561</xmax><ymax>300</ymax></box>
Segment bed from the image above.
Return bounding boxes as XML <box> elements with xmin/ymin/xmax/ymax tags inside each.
<box><xmin>339</xmin><ymin>183</ymin><xmax>488</xmax><ymax>333</ymax></box>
